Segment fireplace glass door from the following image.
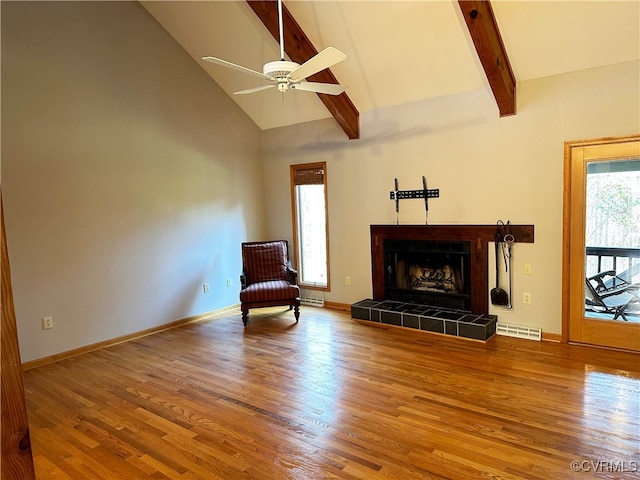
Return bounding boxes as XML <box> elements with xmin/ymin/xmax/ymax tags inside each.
<box><xmin>384</xmin><ymin>239</ymin><xmax>471</xmax><ymax>310</ymax></box>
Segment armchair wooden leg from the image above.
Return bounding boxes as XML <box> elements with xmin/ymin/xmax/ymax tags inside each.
<box><xmin>242</xmin><ymin>310</ymin><xmax>248</xmax><ymax>326</ymax></box>
<box><xmin>294</xmin><ymin>305</ymin><xmax>300</xmax><ymax>323</ymax></box>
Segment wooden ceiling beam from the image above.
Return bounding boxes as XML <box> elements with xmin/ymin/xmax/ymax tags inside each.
<box><xmin>246</xmin><ymin>1</ymin><xmax>360</xmax><ymax>139</ymax></box>
<box><xmin>458</xmin><ymin>0</ymin><xmax>516</xmax><ymax>116</ymax></box>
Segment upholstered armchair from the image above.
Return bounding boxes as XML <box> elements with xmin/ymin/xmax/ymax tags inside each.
<box><xmin>239</xmin><ymin>240</ymin><xmax>301</xmax><ymax>326</ymax></box>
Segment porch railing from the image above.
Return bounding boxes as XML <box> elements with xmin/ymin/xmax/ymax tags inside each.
<box><xmin>586</xmin><ymin>246</ymin><xmax>640</xmax><ymax>284</ymax></box>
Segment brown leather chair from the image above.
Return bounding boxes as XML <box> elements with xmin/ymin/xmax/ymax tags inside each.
<box><xmin>239</xmin><ymin>240</ymin><xmax>301</xmax><ymax>326</ymax></box>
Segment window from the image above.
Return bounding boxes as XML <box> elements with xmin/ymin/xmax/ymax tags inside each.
<box><xmin>290</xmin><ymin>162</ymin><xmax>330</xmax><ymax>289</ymax></box>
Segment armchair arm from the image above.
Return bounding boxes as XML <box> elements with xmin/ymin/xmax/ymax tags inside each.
<box><xmin>286</xmin><ymin>262</ymin><xmax>298</xmax><ymax>285</ymax></box>
<box><xmin>588</xmin><ymin>270</ymin><xmax>633</xmax><ymax>295</ymax></box>
<box><xmin>588</xmin><ymin>270</ymin><xmax>616</xmax><ymax>279</ymax></box>
<box><xmin>240</xmin><ymin>271</ymin><xmax>247</xmax><ymax>289</ymax></box>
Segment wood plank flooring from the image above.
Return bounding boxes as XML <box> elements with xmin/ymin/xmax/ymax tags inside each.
<box><xmin>23</xmin><ymin>307</ymin><xmax>640</xmax><ymax>479</ymax></box>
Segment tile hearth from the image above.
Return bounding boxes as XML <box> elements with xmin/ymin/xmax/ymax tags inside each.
<box><xmin>351</xmin><ymin>299</ymin><xmax>497</xmax><ymax>341</ymax></box>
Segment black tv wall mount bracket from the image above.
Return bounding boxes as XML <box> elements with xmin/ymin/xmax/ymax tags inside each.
<box><xmin>390</xmin><ymin>176</ymin><xmax>440</xmax><ymax>225</ymax></box>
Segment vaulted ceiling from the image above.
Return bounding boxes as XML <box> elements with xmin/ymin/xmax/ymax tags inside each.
<box><xmin>141</xmin><ymin>1</ymin><xmax>640</xmax><ymax>139</ymax></box>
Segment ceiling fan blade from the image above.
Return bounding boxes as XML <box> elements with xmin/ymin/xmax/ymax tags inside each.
<box><xmin>233</xmin><ymin>84</ymin><xmax>277</xmax><ymax>95</ymax></box>
<box><xmin>202</xmin><ymin>56</ymin><xmax>272</xmax><ymax>80</ymax></box>
<box><xmin>292</xmin><ymin>82</ymin><xmax>346</xmax><ymax>96</ymax></box>
<box><xmin>288</xmin><ymin>47</ymin><xmax>346</xmax><ymax>81</ymax></box>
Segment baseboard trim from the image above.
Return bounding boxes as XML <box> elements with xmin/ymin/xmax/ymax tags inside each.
<box><xmin>22</xmin><ymin>304</ymin><xmax>240</xmax><ymax>371</ymax></box>
<box><xmin>323</xmin><ymin>301</ymin><xmax>351</xmax><ymax>311</ymax></box>
<box><xmin>541</xmin><ymin>332</ymin><xmax>562</xmax><ymax>342</ymax></box>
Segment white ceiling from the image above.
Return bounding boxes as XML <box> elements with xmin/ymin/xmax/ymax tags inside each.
<box><xmin>141</xmin><ymin>1</ymin><xmax>640</xmax><ymax>132</ymax></box>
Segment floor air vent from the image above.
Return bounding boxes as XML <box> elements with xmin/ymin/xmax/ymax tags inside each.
<box><xmin>300</xmin><ymin>296</ymin><xmax>325</xmax><ymax>307</ymax></box>
<box><xmin>496</xmin><ymin>322</ymin><xmax>542</xmax><ymax>341</ymax></box>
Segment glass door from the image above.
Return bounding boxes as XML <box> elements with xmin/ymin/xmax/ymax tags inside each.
<box><xmin>565</xmin><ymin>136</ymin><xmax>640</xmax><ymax>351</ymax></box>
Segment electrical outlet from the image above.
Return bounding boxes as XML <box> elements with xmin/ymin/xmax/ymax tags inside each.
<box><xmin>203</xmin><ymin>283</ymin><xmax>210</xmax><ymax>293</ymax></box>
<box><xmin>524</xmin><ymin>263</ymin><xmax>532</xmax><ymax>275</ymax></box>
<box><xmin>345</xmin><ymin>276</ymin><xmax>352</xmax><ymax>286</ymax></box>
<box><xmin>523</xmin><ymin>292</ymin><xmax>532</xmax><ymax>304</ymax></box>
<box><xmin>42</xmin><ymin>316</ymin><xmax>54</xmax><ymax>330</ymax></box>
<box><xmin>226</xmin><ymin>279</ymin><xmax>232</xmax><ymax>288</ymax></box>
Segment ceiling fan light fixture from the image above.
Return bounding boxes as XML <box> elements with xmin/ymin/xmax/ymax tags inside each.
<box><xmin>277</xmin><ymin>81</ymin><xmax>290</xmax><ymax>93</ymax></box>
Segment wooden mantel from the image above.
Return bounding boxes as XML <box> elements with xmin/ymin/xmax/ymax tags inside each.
<box><xmin>370</xmin><ymin>224</ymin><xmax>535</xmax><ymax>314</ymax></box>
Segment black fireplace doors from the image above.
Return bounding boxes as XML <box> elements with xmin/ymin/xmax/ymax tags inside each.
<box><xmin>384</xmin><ymin>239</ymin><xmax>471</xmax><ymax>310</ymax></box>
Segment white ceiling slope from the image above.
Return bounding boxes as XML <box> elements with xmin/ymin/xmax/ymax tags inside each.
<box><xmin>141</xmin><ymin>1</ymin><xmax>640</xmax><ymax>132</ymax></box>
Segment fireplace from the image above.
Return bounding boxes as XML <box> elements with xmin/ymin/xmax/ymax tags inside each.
<box><xmin>384</xmin><ymin>239</ymin><xmax>471</xmax><ymax>310</ymax></box>
<box><xmin>369</xmin><ymin>224</ymin><xmax>534</xmax><ymax>314</ymax></box>
<box><xmin>351</xmin><ymin>224</ymin><xmax>535</xmax><ymax>341</ymax></box>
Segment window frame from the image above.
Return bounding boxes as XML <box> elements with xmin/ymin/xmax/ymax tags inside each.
<box><xmin>290</xmin><ymin>162</ymin><xmax>331</xmax><ymax>291</ymax></box>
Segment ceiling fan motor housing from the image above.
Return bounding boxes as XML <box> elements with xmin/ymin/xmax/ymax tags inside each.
<box><xmin>263</xmin><ymin>60</ymin><xmax>300</xmax><ymax>80</ymax></box>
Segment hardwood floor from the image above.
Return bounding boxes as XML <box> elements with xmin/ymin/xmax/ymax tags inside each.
<box><xmin>23</xmin><ymin>307</ymin><xmax>640</xmax><ymax>479</ymax></box>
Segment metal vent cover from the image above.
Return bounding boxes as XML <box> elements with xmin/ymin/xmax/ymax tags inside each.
<box><xmin>300</xmin><ymin>296</ymin><xmax>325</xmax><ymax>307</ymax></box>
<box><xmin>496</xmin><ymin>322</ymin><xmax>542</xmax><ymax>341</ymax></box>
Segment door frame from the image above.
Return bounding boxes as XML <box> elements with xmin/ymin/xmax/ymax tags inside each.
<box><xmin>562</xmin><ymin>134</ymin><xmax>640</xmax><ymax>350</ymax></box>
<box><xmin>1</xmin><ymin>192</ymin><xmax>37</xmax><ymax>478</ymax></box>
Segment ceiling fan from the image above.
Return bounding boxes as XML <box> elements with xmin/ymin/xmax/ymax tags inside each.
<box><xmin>202</xmin><ymin>0</ymin><xmax>346</xmax><ymax>96</ymax></box>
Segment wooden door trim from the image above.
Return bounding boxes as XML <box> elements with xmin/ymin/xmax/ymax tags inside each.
<box><xmin>562</xmin><ymin>134</ymin><xmax>640</xmax><ymax>348</ymax></box>
<box><xmin>1</xmin><ymin>192</ymin><xmax>37</xmax><ymax>479</ymax></box>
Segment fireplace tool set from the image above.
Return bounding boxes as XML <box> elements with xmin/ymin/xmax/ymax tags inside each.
<box><xmin>491</xmin><ymin>220</ymin><xmax>515</xmax><ymax>309</ymax></box>
<box><xmin>390</xmin><ymin>176</ymin><xmax>440</xmax><ymax>225</ymax></box>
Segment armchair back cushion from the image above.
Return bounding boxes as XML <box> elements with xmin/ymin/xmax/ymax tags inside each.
<box><xmin>242</xmin><ymin>241</ymin><xmax>289</xmax><ymax>284</ymax></box>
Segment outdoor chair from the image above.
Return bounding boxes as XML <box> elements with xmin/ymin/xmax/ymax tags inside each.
<box><xmin>239</xmin><ymin>240</ymin><xmax>300</xmax><ymax>326</ymax></box>
<box><xmin>585</xmin><ymin>270</ymin><xmax>640</xmax><ymax>321</ymax></box>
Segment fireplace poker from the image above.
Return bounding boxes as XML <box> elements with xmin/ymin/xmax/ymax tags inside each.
<box><xmin>490</xmin><ymin>226</ymin><xmax>509</xmax><ymax>306</ymax></box>
<box><xmin>504</xmin><ymin>233</ymin><xmax>515</xmax><ymax>310</ymax></box>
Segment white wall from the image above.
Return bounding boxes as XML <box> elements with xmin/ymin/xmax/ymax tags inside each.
<box><xmin>263</xmin><ymin>60</ymin><xmax>640</xmax><ymax>335</ymax></box>
<box><xmin>2</xmin><ymin>2</ymin><xmax>265</xmax><ymax>362</ymax></box>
